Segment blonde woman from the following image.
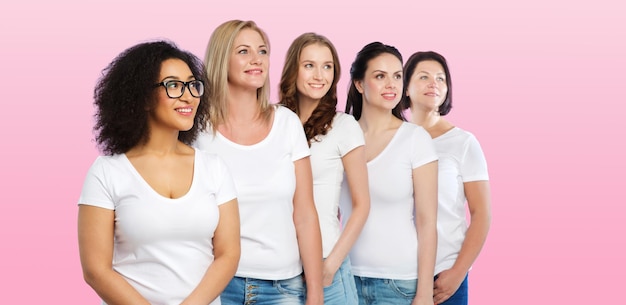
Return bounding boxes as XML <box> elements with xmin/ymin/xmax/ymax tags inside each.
<box><xmin>195</xmin><ymin>20</ymin><xmax>323</xmax><ymax>305</ymax></box>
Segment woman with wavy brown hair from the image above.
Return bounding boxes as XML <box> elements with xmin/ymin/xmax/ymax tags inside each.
<box><xmin>279</xmin><ymin>32</ymin><xmax>370</xmax><ymax>305</ymax></box>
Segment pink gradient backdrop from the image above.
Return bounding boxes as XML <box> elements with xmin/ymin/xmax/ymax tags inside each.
<box><xmin>1</xmin><ymin>0</ymin><xmax>624</xmax><ymax>303</ymax></box>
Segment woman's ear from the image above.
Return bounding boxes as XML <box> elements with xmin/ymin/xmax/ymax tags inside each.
<box><xmin>355</xmin><ymin>80</ymin><xmax>364</xmax><ymax>94</ymax></box>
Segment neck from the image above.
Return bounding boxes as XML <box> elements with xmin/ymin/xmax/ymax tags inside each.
<box><xmin>410</xmin><ymin>107</ymin><xmax>440</xmax><ymax>129</ymax></box>
<box><xmin>130</xmin><ymin>127</ymin><xmax>182</xmax><ymax>156</ymax></box>
<box><xmin>359</xmin><ymin>103</ymin><xmax>400</xmax><ymax>133</ymax></box>
<box><xmin>227</xmin><ymin>85</ymin><xmax>262</xmax><ymax>123</ymax></box>
<box><xmin>410</xmin><ymin>106</ymin><xmax>454</xmax><ymax>138</ymax></box>
<box><xmin>297</xmin><ymin>96</ymin><xmax>320</xmax><ymax>124</ymax></box>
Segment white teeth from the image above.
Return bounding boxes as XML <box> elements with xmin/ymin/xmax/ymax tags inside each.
<box><xmin>177</xmin><ymin>108</ymin><xmax>192</xmax><ymax>113</ymax></box>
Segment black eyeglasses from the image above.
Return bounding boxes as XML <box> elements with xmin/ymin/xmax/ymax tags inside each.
<box><xmin>155</xmin><ymin>80</ymin><xmax>204</xmax><ymax>98</ymax></box>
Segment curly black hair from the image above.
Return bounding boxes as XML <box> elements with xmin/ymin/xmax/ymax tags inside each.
<box><xmin>93</xmin><ymin>40</ymin><xmax>209</xmax><ymax>155</ymax></box>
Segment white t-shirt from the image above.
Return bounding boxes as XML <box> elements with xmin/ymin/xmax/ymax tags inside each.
<box><xmin>340</xmin><ymin>122</ymin><xmax>438</xmax><ymax>280</ymax></box>
<box><xmin>309</xmin><ymin>112</ymin><xmax>364</xmax><ymax>258</ymax></box>
<box><xmin>433</xmin><ymin>127</ymin><xmax>489</xmax><ymax>275</ymax></box>
<box><xmin>194</xmin><ymin>105</ymin><xmax>310</xmax><ymax>280</ymax></box>
<box><xmin>78</xmin><ymin>149</ymin><xmax>236</xmax><ymax>305</ymax></box>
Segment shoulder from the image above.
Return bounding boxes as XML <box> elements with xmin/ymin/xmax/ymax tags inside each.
<box><xmin>194</xmin><ymin>149</ymin><xmax>233</xmax><ymax>178</ymax></box>
<box><xmin>193</xmin><ymin>128</ymin><xmax>217</xmax><ymax>149</ymax></box>
<box><xmin>274</xmin><ymin>104</ymin><xmax>296</xmax><ymax>117</ymax></box>
<box><xmin>332</xmin><ymin>112</ymin><xmax>357</xmax><ymax>126</ymax></box>
<box><xmin>458</xmin><ymin>127</ymin><xmax>480</xmax><ymax>142</ymax></box>
<box><xmin>83</xmin><ymin>154</ymin><xmax>128</xmax><ymax>188</ymax></box>
<box><xmin>399</xmin><ymin>123</ymin><xmax>437</xmax><ymax>156</ymax></box>
<box><xmin>445</xmin><ymin>127</ymin><xmax>481</xmax><ymax>146</ymax></box>
<box><xmin>330</xmin><ymin>112</ymin><xmax>360</xmax><ymax>132</ymax></box>
<box><xmin>401</xmin><ymin>122</ymin><xmax>431</xmax><ymax>140</ymax></box>
<box><xmin>195</xmin><ymin>149</ymin><xmax>227</xmax><ymax>167</ymax></box>
<box><xmin>274</xmin><ymin>104</ymin><xmax>302</xmax><ymax>127</ymax></box>
<box><xmin>89</xmin><ymin>154</ymin><xmax>125</xmax><ymax>171</ymax></box>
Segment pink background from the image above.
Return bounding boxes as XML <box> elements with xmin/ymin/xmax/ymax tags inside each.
<box><xmin>1</xmin><ymin>0</ymin><xmax>624</xmax><ymax>303</ymax></box>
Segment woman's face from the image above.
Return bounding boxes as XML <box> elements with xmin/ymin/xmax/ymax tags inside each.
<box><xmin>228</xmin><ymin>28</ymin><xmax>269</xmax><ymax>91</ymax></box>
<box><xmin>296</xmin><ymin>43</ymin><xmax>334</xmax><ymax>104</ymax></box>
<box><xmin>406</xmin><ymin>60</ymin><xmax>448</xmax><ymax>113</ymax></box>
<box><xmin>150</xmin><ymin>58</ymin><xmax>200</xmax><ymax>132</ymax></box>
<box><xmin>356</xmin><ymin>52</ymin><xmax>403</xmax><ymax>112</ymax></box>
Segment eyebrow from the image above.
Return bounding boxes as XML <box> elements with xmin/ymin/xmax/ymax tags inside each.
<box><xmin>161</xmin><ymin>75</ymin><xmax>196</xmax><ymax>81</ymax></box>
<box><xmin>417</xmin><ymin>70</ymin><xmax>445</xmax><ymax>75</ymax></box>
<box><xmin>372</xmin><ymin>70</ymin><xmax>402</xmax><ymax>74</ymax></box>
<box><xmin>235</xmin><ymin>44</ymin><xmax>267</xmax><ymax>49</ymax></box>
<box><xmin>300</xmin><ymin>60</ymin><xmax>334</xmax><ymax>64</ymax></box>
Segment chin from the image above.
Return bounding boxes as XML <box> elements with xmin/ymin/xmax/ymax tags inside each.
<box><xmin>309</xmin><ymin>95</ymin><xmax>325</xmax><ymax>101</ymax></box>
<box><xmin>180</xmin><ymin>124</ymin><xmax>195</xmax><ymax>132</ymax></box>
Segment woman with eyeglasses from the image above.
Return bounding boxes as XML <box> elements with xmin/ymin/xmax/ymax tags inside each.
<box><xmin>401</xmin><ymin>51</ymin><xmax>492</xmax><ymax>305</ymax></box>
<box><xmin>195</xmin><ymin>20</ymin><xmax>323</xmax><ymax>305</ymax></box>
<box><xmin>278</xmin><ymin>32</ymin><xmax>369</xmax><ymax>305</ymax></box>
<box><xmin>78</xmin><ymin>40</ymin><xmax>240</xmax><ymax>305</ymax></box>
<box><xmin>342</xmin><ymin>42</ymin><xmax>438</xmax><ymax>305</ymax></box>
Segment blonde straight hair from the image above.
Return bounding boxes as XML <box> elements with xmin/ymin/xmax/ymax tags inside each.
<box><xmin>204</xmin><ymin>20</ymin><xmax>273</xmax><ymax>129</ymax></box>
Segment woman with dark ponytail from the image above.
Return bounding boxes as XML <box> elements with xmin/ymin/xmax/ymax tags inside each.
<box><xmin>342</xmin><ymin>42</ymin><xmax>438</xmax><ymax>305</ymax></box>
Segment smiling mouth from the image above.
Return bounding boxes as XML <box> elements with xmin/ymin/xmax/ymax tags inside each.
<box><xmin>176</xmin><ymin>108</ymin><xmax>192</xmax><ymax>113</ymax></box>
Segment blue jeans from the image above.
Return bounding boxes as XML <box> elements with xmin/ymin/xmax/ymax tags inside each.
<box><xmin>436</xmin><ymin>273</ymin><xmax>468</xmax><ymax>305</ymax></box>
<box><xmin>354</xmin><ymin>276</ymin><xmax>417</xmax><ymax>305</ymax></box>
<box><xmin>221</xmin><ymin>274</ymin><xmax>305</xmax><ymax>305</ymax></box>
<box><xmin>324</xmin><ymin>258</ymin><xmax>358</xmax><ymax>305</ymax></box>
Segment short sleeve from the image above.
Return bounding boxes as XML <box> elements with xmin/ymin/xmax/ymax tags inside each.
<box><xmin>193</xmin><ymin>126</ymin><xmax>217</xmax><ymax>151</ymax></box>
<box><xmin>460</xmin><ymin>134</ymin><xmax>489</xmax><ymax>182</ymax></box>
<box><xmin>78</xmin><ymin>157</ymin><xmax>115</xmax><ymax>210</ymax></box>
<box><xmin>210</xmin><ymin>154</ymin><xmax>238</xmax><ymax>205</ymax></box>
<box><xmin>336</xmin><ymin>113</ymin><xmax>365</xmax><ymax>157</ymax></box>
<box><xmin>280</xmin><ymin>106</ymin><xmax>310</xmax><ymax>161</ymax></box>
<box><xmin>410</xmin><ymin>125</ymin><xmax>439</xmax><ymax>169</ymax></box>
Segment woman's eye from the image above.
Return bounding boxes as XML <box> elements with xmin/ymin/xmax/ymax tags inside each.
<box><xmin>323</xmin><ymin>64</ymin><xmax>333</xmax><ymax>70</ymax></box>
<box><xmin>304</xmin><ymin>63</ymin><xmax>313</xmax><ymax>69</ymax></box>
<box><xmin>375</xmin><ymin>74</ymin><xmax>384</xmax><ymax>79</ymax></box>
<box><xmin>259</xmin><ymin>49</ymin><xmax>268</xmax><ymax>55</ymax></box>
<box><xmin>166</xmin><ymin>81</ymin><xmax>180</xmax><ymax>89</ymax></box>
<box><xmin>419</xmin><ymin>75</ymin><xmax>428</xmax><ymax>80</ymax></box>
<box><xmin>238</xmin><ymin>49</ymin><xmax>248</xmax><ymax>54</ymax></box>
<box><xmin>394</xmin><ymin>74</ymin><xmax>402</xmax><ymax>80</ymax></box>
<box><xmin>437</xmin><ymin>77</ymin><xmax>446</xmax><ymax>82</ymax></box>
